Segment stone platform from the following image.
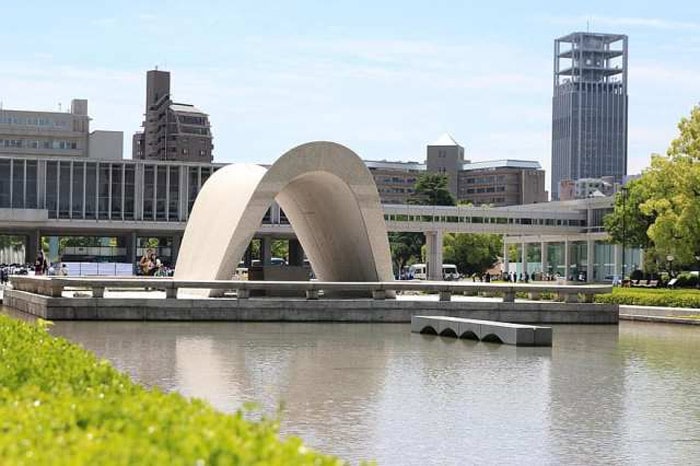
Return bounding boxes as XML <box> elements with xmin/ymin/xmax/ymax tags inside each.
<box><xmin>411</xmin><ymin>315</ymin><xmax>553</xmax><ymax>346</ymax></box>
<box><xmin>4</xmin><ymin>288</ymin><xmax>618</xmax><ymax>324</ymax></box>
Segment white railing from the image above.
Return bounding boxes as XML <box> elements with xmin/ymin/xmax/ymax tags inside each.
<box><xmin>10</xmin><ymin>276</ymin><xmax>613</xmax><ymax>304</ymax></box>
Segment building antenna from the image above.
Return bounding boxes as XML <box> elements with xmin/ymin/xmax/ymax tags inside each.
<box><xmin>58</xmin><ymin>102</ymin><xmax>62</xmax><ymax>112</ymax></box>
<box><xmin>586</xmin><ymin>18</ymin><xmax>590</xmax><ymax>32</ymax></box>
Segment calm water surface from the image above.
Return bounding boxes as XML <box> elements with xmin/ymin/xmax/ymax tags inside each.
<box><xmin>9</xmin><ymin>308</ymin><xmax>700</xmax><ymax>465</ymax></box>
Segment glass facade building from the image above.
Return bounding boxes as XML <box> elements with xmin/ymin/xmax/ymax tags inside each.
<box><xmin>0</xmin><ymin>155</ymin><xmax>220</xmax><ymax>222</ymax></box>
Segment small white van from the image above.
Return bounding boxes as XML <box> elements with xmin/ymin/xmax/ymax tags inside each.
<box><xmin>407</xmin><ymin>263</ymin><xmax>460</xmax><ymax>281</ymax></box>
<box><xmin>442</xmin><ymin>264</ymin><xmax>460</xmax><ymax>281</ymax></box>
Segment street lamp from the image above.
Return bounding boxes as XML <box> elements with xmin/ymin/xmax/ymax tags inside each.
<box><xmin>666</xmin><ymin>254</ymin><xmax>674</xmax><ymax>277</ymax></box>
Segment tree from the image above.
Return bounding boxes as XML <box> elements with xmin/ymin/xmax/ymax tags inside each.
<box><xmin>388</xmin><ymin>173</ymin><xmax>456</xmax><ymax>273</ymax></box>
<box><xmin>443</xmin><ymin>233</ymin><xmax>502</xmax><ymax>276</ymax></box>
<box><xmin>605</xmin><ymin>105</ymin><xmax>700</xmax><ymax>270</ymax></box>
<box><xmin>388</xmin><ymin>232</ymin><xmax>424</xmax><ymax>275</ymax></box>
<box><xmin>604</xmin><ymin>178</ymin><xmax>656</xmax><ymax>250</ymax></box>
<box><xmin>411</xmin><ymin>173</ymin><xmax>455</xmax><ymax>206</ymax></box>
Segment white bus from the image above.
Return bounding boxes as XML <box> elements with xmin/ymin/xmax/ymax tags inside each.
<box><xmin>407</xmin><ymin>263</ymin><xmax>460</xmax><ymax>281</ymax></box>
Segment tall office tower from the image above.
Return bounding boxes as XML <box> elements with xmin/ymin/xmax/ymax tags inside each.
<box><xmin>551</xmin><ymin>32</ymin><xmax>628</xmax><ymax>200</ymax></box>
<box><xmin>133</xmin><ymin>69</ymin><xmax>214</xmax><ymax>162</ymax></box>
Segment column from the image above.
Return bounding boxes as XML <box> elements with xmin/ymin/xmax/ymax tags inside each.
<box><xmin>425</xmin><ymin>230</ymin><xmax>444</xmax><ymax>281</ymax></box>
<box><xmin>586</xmin><ymin>239</ymin><xmax>594</xmax><ymax>283</ymax></box>
<box><xmin>288</xmin><ymin>238</ymin><xmax>304</xmax><ymax>266</ymax></box>
<box><xmin>261</xmin><ymin>236</ymin><xmax>272</xmax><ymax>266</ymax></box>
<box><xmin>613</xmin><ymin>244</ymin><xmax>622</xmax><ymax>279</ymax></box>
<box><xmin>171</xmin><ymin>233</ymin><xmax>182</xmax><ymax>265</ymax></box>
<box><xmin>502</xmin><ymin>237</ymin><xmax>509</xmax><ymax>278</ymax></box>
<box><xmin>124</xmin><ymin>232</ymin><xmax>137</xmax><ymax>268</ymax></box>
<box><xmin>540</xmin><ymin>241</ymin><xmax>548</xmax><ymax>278</ymax></box>
<box><xmin>244</xmin><ymin>242</ymin><xmax>253</xmax><ymax>267</ymax></box>
<box><xmin>564</xmin><ymin>239</ymin><xmax>570</xmax><ymax>282</ymax></box>
<box><xmin>26</xmin><ymin>229</ymin><xmax>40</xmax><ymax>264</ymax></box>
<box><xmin>48</xmin><ymin>236</ymin><xmax>60</xmax><ymax>264</ymax></box>
<box><xmin>521</xmin><ymin>242</ymin><xmax>528</xmax><ymax>278</ymax></box>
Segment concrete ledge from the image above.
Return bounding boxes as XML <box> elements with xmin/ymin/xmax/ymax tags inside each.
<box><xmin>620</xmin><ymin>314</ymin><xmax>700</xmax><ymax>325</ymax></box>
<box><xmin>4</xmin><ymin>289</ymin><xmax>618</xmax><ymax>324</ymax></box>
<box><xmin>411</xmin><ymin>315</ymin><xmax>553</xmax><ymax>346</ymax></box>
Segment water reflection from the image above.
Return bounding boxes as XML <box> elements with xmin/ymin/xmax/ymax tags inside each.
<box><xmin>5</xmin><ymin>307</ymin><xmax>700</xmax><ymax>465</ymax></box>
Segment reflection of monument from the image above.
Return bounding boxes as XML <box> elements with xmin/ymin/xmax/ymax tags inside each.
<box><xmin>175</xmin><ymin>141</ymin><xmax>394</xmax><ymax>295</ymax></box>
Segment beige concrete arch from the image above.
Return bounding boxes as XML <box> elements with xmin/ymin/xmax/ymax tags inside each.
<box><xmin>174</xmin><ymin>141</ymin><xmax>394</xmax><ymax>295</ymax></box>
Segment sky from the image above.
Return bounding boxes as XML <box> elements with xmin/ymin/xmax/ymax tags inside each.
<box><xmin>2</xmin><ymin>1</ymin><xmax>699</xmax><ymax>193</ymax></box>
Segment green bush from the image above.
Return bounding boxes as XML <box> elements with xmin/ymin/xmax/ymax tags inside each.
<box><xmin>0</xmin><ymin>315</ymin><xmax>344</xmax><ymax>465</ymax></box>
<box><xmin>594</xmin><ymin>288</ymin><xmax>700</xmax><ymax>308</ymax></box>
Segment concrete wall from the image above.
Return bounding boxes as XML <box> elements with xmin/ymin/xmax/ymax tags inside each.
<box><xmin>4</xmin><ymin>289</ymin><xmax>619</xmax><ymax>324</ymax></box>
<box><xmin>88</xmin><ymin>130</ymin><xmax>124</xmax><ymax>160</ymax></box>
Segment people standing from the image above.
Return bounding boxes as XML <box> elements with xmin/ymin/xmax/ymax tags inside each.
<box><xmin>34</xmin><ymin>251</ymin><xmax>48</xmax><ymax>275</ymax></box>
<box><xmin>139</xmin><ymin>249</ymin><xmax>154</xmax><ymax>276</ymax></box>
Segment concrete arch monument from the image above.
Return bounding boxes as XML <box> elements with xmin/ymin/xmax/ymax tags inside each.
<box><xmin>174</xmin><ymin>141</ymin><xmax>394</xmax><ymax>295</ymax></box>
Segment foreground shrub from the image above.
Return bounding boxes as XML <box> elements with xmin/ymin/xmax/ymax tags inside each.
<box><xmin>594</xmin><ymin>288</ymin><xmax>700</xmax><ymax>308</ymax></box>
<box><xmin>0</xmin><ymin>315</ymin><xmax>343</xmax><ymax>465</ymax></box>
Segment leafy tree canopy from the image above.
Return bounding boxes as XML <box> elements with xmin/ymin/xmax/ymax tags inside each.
<box><xmin>605</xmin><ymin>105</ymin><xmax>700</xmax><ymax>268</ymax></box>
<box><xmin>410</xmin><ymin>173</ymin><xmax>455</xmax><ymax>206</ymax></box>
<box><xmin>443</xmin><ymin>233</ymin><xmax>502</xmax><ymax>276</ymax></box>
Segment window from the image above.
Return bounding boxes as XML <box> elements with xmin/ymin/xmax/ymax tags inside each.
<box><xmin>11</xmin><ymin>160</ymin><xmax>24</xmax><ymax>208</ymax></box>
<box><xmin>72</xmin><ymin>163</ymin><xmax>84</xmax><ymax>218</ymax></box>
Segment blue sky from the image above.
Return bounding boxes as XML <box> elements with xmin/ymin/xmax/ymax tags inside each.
<box><xmin>2</xmin><ymin>1</ymin><xmax>699</xmax><ymax>192</ymax></box>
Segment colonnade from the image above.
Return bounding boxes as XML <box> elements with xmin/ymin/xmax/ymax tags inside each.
<box><xmin>421</xmin><ymin>231</ymin><xmax>639</xmax><ymax>283</ymax></box>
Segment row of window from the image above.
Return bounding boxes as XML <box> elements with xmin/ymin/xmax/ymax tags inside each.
<box><xmin>376</xmin><ymin>176</ymin><xmax>417</xmax><ymax>184</ymax></box>
<box><xmin>0</xmin><ymin>116</ymin><xmax>69</xmax><ymax>127</ymax></box>
<box><xmin>464</xmin><ymin>186</ymin><xmax>507</xmax><ymax>194</ymax></box>
<box><xmin>384</xmin><ymin>213</ymin><xmax>586</xmax><ymax>227</ymax></box>
<box><xmin>0</xmin><ymin>139</ymin><xmax>79</xmax><ymax>150</ymax></box>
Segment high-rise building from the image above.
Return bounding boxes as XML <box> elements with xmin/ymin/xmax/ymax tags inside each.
<box><xmin>133</xmin><ymin>69</ymin><xmax>213</xmax><ymax>162</ymax></box>
<box><xmin>551</xmin><ymin>32</ymin><xmax>628</xmax><ymax>200</ymax></box>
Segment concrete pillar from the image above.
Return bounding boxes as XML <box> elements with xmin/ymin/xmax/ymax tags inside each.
<box><xmin>171</xmin><ymin>234</ymin><xmax>182</xmax><ymax>265</ymax></box>
<box><xmin>26</xmin><ymin>229</ymin><xmax>40</xmax><ymax>264</ymax></box>
<box><xmin>586</xmin><ymin>239</ymin><xmax>594</xmax><ymax>283</ymax></box>
<box><xmin>124</xmin><ymin>232</ymin><xmax>137</xmax><ymax>268</ymax></box>
<box><xmin>48</xmin><ymin>236</ymin><xmax>60</xmax><ymax>265</ymax></box>
<box><xmin>613</xmin><ymin>244</ymin><xmax>622</xmax><ymax>279</ymax></box>
<box><xmin>425</xmin><ymin>230</ymin><xmax>444</xmax><ymax>281</ymax></box>
<box><xmin>521</xmin><ymin>242</ymin><xmax>528</xmax><ymax>277</ymax></box>
<box><xmin>502</xmin><ymin>237</ymin><xmax>509</xmax><ymax>277</ymax></box>
<box><xmin>244</xmin><ymin>242</ymin><xmax>253</xmax><ymax>267</ymax></box>
<box><xmin>540</xmin><ymin>241</ymin><xmax>548</xmax><ymax>277</ymax></box>
<box><xmin>288</xmin><ymin>238</ymin><xmax>304</xmax><ymax>266</ymax></box>
<box><xmin>564</xmin><ymin>239</ymin><xmax>570</xmax><ymax>281</ymax></box>
<box><xmin>261</xmin><ymin>236</ymin><xmax>272</xmax><ymax>266</ymax></box>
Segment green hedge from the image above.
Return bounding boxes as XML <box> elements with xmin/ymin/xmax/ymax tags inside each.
<box><xmin>0</xmin><ymin>315</ymin><xmax>344</xmax><ymax>465</ymax></box>
<box><xmin>594</xmin><ymin>288</ymin><xmax>700</xmax><ymax>308</ymax></box>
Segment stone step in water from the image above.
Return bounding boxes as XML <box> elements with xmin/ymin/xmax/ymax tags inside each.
<box><xmin>411</xmin><ymin>315</ymin><xmax>552</xmax><ymax>347</ymax></box>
